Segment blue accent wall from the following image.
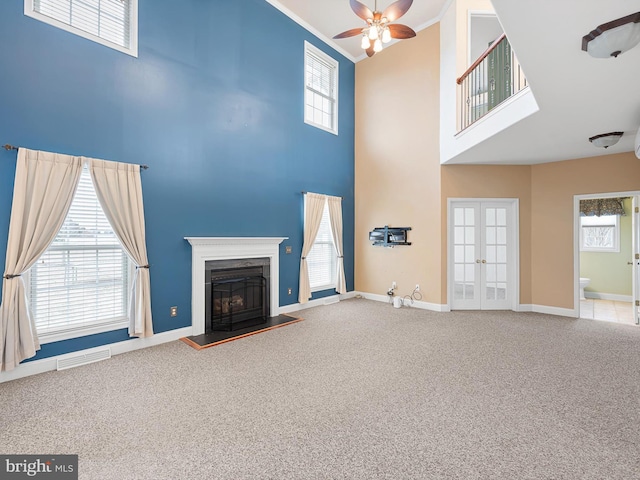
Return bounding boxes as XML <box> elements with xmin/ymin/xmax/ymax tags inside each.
<box><xmin>0</xmin><ymin>0</ymin><xmax>354</xmax><ymax>362</ymax></box>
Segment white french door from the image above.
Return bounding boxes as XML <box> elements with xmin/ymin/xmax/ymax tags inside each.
<box><xmin>449</xmin><ymin>199</ymin><xmax>517</xmax><ymax>310</ymax></box>
<box><xmin>633</xmin><ymin>196</ymin><xmax>639</xmax><ymax>325</ymax></box>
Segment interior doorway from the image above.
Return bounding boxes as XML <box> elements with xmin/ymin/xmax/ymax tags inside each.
<box><xmin>574</xmin><ymin>192</ymin><xmax>640</xmax><ymax>325</ymax></box>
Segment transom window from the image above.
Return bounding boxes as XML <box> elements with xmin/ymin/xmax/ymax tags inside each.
<box><xmin>28</xmin><ymin>165</ymin><xmax>132</xmax><ymax>342</ymax></box>
<box><xmin>24</xmin><ymin>0</ymin><xmax>138</xmax><ymax>56</ymax></box>
<box><xmin>304</xmin><ymin>41</ymin><xmax>339</xmax><ymax>135</ymax></box>
<box><xmin>580</xmin><ymin>214</ymin><xmax>620</xmax><ymax>252</ymax></box>
<box><xmin>307</xmin><ymin>199</ymin><xmax>337</xmax><ymax>291</ymax></box>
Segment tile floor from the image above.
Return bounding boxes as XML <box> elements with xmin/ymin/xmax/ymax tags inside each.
<box><xmin>580</xmin><ymin>298</ymin><xmax>637</xmax><ymax>326</ymax></box>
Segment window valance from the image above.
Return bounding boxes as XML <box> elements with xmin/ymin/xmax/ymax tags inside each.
<box><xmin>579</xmin><ymin>198</ymin><xmax>627</xmax><ymax>217</ymax></box>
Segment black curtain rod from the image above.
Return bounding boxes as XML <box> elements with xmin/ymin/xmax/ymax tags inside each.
<box><xmin>3</xmin><ymin>144</ymin><xmax>149</xmax><ymax>170</ymax></box>
<box><xmin>301</xmin><ymin>191</ymin><xmax>343</xmax><ymax>199</ymax></box>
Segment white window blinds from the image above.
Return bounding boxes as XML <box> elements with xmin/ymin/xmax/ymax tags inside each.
<box><xmin>307</xmin><ymin>200</ymin><xmax>337</xmax><ymax>290</ymax></box>
<box><xmin>304</xmin><ymin>41</ymin><xmax>338</xmax><ymax>135</ymax></box>
<box><xmin>28</xmin><ymin>164</ymin><xmax>131</xmax><ymax>338</ymax></box>
<box><xmin>27</xmin><ymin>0</ymin><xmax>136</xmax><ymax>55</ymax></box>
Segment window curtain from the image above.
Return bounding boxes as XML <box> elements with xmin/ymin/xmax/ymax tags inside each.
<box><xmin>327</xmin><ymin>195</ymin><xmax>347</xmax><ymax>294</ymax></box>
<box><xmin>580</xmin><ymin>198</ymin><xmax>627</xmax><ymax>217</ymax></box>
<box><xmin>88</xmin><ymin>158</ymin><xmax>153</xmax><ymax>338</ymax></box>
<box><xmin>0</xmin><ymin>149</ymin><xmax>83</xmax><ymax>372</ymax></box>
<box><xmin>299</xmin><ymin>193</ymin><xmax>327</xmax><ymax>304</ymax></box>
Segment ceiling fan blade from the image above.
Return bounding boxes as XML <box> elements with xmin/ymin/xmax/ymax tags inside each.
<box><xmin>350</xmin><ymin>0</ymin><xmax>373</xmax><ymax>21</ymax></box>
<box><xmin>333</xmin><ymin>27</ymin><xmax>365</xmax><ymax>39</ymax></box>
<box><xmin>388</xmin><ymin>23</ymin><xmax>417</xmax><ymax>39</ymax></box>
<box><xmin>366</xmin><ymin>45</ymin><xmax>376</xmax><ymax>57</ymax></box>
<box><xmin>382</xmin><ymin>0</ymin><xmax>413</xmax><ymax>22</ymax></box>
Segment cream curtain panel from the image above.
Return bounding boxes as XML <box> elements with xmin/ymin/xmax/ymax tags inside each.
<box><xmin>299</xmin><ymin>193</ymin><xmax>327</xmax><ymax>304</ymax></box>
<box><xmin>0</xmin><ymin>149</ymin><xmax>83</xmax><ymax>372</ymax></box>
<box><xmin>327</xmin><ymin>195</ymin><xmax>347</xmax><ymax>294</ymax></box>
<box><xmin>88</xmin><ymin>158</ymin><xmax>153</xmax><ymax>338</ymax></box>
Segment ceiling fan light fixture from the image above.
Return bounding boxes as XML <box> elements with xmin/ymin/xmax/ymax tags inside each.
<box><xmin>361</xmin><ymin>35</ymin><xmax>371</xmax><ymax>49</ymax></box>
<box><xmin>382</xmin><ymin>26</ymin><xmax>391</xmax><ymax>43</ymax></box>
<box><xmin>588</xmin><ymin>132</ymin><xmax>624</xmax><ymax>148</ymax></box>
<box><xmin>582</xmin><ymin>11</ymin><xmax>640</xmax><ymax>58</ymax></box>
<box><xmin>368</xmin><ymin>25</ymin><xmax>379</xmax><ymax>40</ymax></box>
<box><xmin>373</xmin><ymin>38</ymin><xmax>383</xmax><ymax>53</ymax></box>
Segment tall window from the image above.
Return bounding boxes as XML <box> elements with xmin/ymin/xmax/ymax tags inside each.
<box><xmin>25</xmin><ymin>0</ymin><xmax>138</xmax><ymax>56</ymax></box>
<box><xmin>580</xmin><ymin>214</ymin><xmax>620</xmax><ymax>252</ymax></box>
<box><xmin>307</xmin><ymin>199</ymin><xmax>337</xmax><ymax>291</ymax></box>
<box><xmin>304</xmin><ymin>41</ymin><xmax>339</xmax><ymax>135</ymax></box>
<box><xmin>28</xmin><ymin>165</ymin><xmax>132</xmax><ymax>341</ymax></box>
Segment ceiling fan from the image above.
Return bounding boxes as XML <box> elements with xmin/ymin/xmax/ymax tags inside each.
<box><xmin>333</xmin><ymin>0</ymin><xmax>417</xmax><ymax>57</ymax></box>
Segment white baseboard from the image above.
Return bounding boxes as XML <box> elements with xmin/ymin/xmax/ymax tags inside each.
<box><xmin>358</xmin><ymin>291</ymin><xmax>450</xmax><ymax>312</ymax></box>
<box><xmin>531</xmin><ymin>304</ymin><xmax>578</xmax><ymax>318</ymax></box>
<box><xmin>279</xmin><ymin>291</ymin><xmax>357</xmax><ymax>315</ymax></box>
<box><xmin>0</xmin><ymin>327</ymin><xmax>192</xmax><ymax>384</ymax></box>
<box><xmin>585</xmin><ymin>292</ymin><xmax>633</xmax><ymax>302</ymax></box>
<box><xmin>517</xmin><ymin>304</ymin><xmax>533</xmax><ymax>312</ymax></box>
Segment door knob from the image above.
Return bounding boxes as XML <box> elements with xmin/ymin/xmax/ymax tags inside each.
<box><xmin>476</xmin><ymin>259</ymin><xmax>481</xmax><ymax>263</ymax></box>
<box><xmin>482</xmin><ymin>260</ymin><xmax>486</xmax><ymax>264</ymax></box>
<box><xmin>629</xmin><ymin>262</ymin><xmax>634</xmax><ymax>265</ymax></box>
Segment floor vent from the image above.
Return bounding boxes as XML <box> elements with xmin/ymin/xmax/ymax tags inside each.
<box><xmin>57</xmin><ymin>348</ymin><xmax>111</xmax><ymax>371</ymax></box>
<box><xmin>324</xmin><ymin>297</ymin><xmax>340</xmax><ymax>305</ymax></box>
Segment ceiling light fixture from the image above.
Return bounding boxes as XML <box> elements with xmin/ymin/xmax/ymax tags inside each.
<box><xmin>333</xmin><ymin>0</ymin><xmax>416</xmax><ymax>58</ymax></box>
<box><xmin>588</xmin><ymin>132</ymin><xmax>624</xmax><ymax>148</ymax></box>
<box><xmin>582</xmin><ymin>11</ymin><xmax>640</xmax><ymax>58</ymax></box>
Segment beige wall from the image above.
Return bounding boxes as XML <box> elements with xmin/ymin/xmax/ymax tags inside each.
<box><xmin>355</xmin><ymin>24</ymin><xmax>442</xmax><ymax>302</ymax></box>
<box><xmin>531</xmin><ymin>152</ymin><xmax>640</xmax><ymax>309</ymax></box>
<box><xmin>440</xmin><ymin>165</ymin><xmax>532</xmax><ymax>305</ymax></box>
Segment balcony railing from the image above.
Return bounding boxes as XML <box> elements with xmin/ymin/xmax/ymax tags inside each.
<box><xmin>456</xmin><ymin>33</ymin><xmax>527</xmax><ymax>131</ymax></box>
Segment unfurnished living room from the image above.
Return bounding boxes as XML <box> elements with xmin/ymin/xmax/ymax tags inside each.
<box><xmin>1</xmin><ymin>0</ymin><xmax>640</xmax><ymax>479</ymax></box>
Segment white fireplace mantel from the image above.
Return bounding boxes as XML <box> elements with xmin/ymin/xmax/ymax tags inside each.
<box><xmin>185</xmin><ymin>237</ymin><xmax>288</xmax><ymax>336</ymax></box>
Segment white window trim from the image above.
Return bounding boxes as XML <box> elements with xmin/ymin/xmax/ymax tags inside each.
<box><xmin>304</xmin><ymin>41</ymin><xmax>339</xmax><ymax>136</ymax></box>
<box><xmin>580</xmin><ymin>215</ymin><xmax>620</xmax><ymax>253</ymax></box>
<box><xmin>24</xmin><ymin>0</ymin><xmax>139</xmax><ymax>57</ymax></box>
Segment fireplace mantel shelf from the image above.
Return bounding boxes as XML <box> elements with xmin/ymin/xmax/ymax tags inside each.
<box><xmin>185</xmin><ymin>237</ymin><xmax>288</xmax><ymax>336</ymax></box>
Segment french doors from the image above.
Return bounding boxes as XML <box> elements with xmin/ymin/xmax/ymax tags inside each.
<box><xmin>634</xmin><ymin>197</ymin><xmax>639</xmax><ymax>325</ymax></box>
<box><xmin>449</xmin><ymin>200</ymin><xmax>517</xmax><ymax>310</ymax></box>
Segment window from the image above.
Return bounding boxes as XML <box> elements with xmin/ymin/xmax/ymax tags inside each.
<box><xmin>28</xmin><ymin>164</ymin><xmax>132</xmax><ymax>342</ymax></box>
<box><xmin>307</xmin><ymin>199</ymin><xmax>337</xmax><ymax>291</ymax></box>
<box><xmin>580</xmin><ymin>214</ymin><xmax>620</xmax><ymax>252</ymax></box>
<box><xmin>24</xmin><ymin>0</ymin><xmax>138</xmax><ymax>57</ymax></box>
<box><xmin>304</xmin><ymin>41</ymin><xmax>338</xmax><ymax>135</ymax></box>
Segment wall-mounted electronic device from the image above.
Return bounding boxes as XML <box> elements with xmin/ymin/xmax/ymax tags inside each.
<box><xmin>369</xmin><ymin>226</ymin><xmax>412</xmax><ymax>247</ymax></box>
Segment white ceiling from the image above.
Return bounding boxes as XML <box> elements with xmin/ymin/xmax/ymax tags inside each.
<box><xmin>267</xmin><ymin>0</ymin><xmax>640</xmax><ymax>164</ymax></box>
<box><xmin>267</xmin><ymin>0</ymin><xmax>450</xmax><ymax>61</ymax></box>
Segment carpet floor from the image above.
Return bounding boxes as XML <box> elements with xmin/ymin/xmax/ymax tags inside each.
<box><xmin>1</xmin><ymin>299</ymin><xmax>640</xmax><ymax>479</ymax></box>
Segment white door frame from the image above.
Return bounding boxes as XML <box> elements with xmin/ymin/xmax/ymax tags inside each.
<box><xmin>573</xmin><ymin>191</ymin><xmax>640</xmax><ymax>321</ymax></box>
<box><xmin>447</xmin><ymin>198</ymin><xmax>520</xmax><ymax>311</ymax></box>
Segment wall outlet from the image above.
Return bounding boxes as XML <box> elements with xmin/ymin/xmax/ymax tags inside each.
<box><xmin>415</xmin><ymin>284</ymin><xmax>420</xmax><ymax>291</ymax></box>
<box><xmin>392</xmin><ymin>281</ymin><xmax>397</xmax><ymax>289</ymax></box>
<box><xmin>285</xmin><ymin>246</ymin><xmax>292</xmax><ymax>254</ymax></box>
<box><xmin>288</xmin><ymin>288</ymin><xmax>292</xmax><ymax>295</ymax></box>
<box><xmin>170</xmin><ymin>306</ymin><xmax>178</xmax><ymax>317</ymax></box>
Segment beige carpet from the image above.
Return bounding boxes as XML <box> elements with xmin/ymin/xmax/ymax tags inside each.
<box><xmin>1</xmin><ymin>299</ymin><xmax>639</xmax><ymax>479</ymax></box>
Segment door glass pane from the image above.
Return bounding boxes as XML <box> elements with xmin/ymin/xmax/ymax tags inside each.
<box><xmin>465</xmin><ymin>264</ymin><xmax>475</xmax><ymax>282</ymax></box>
<box><xmin>465</xmin><ymin>245</ymin><xmax>475</xmax><ymax>263</ymax></box>
<box><xmin>455</xmin><ymin>245</ymin><xmax>464</xmax><ymax>262</ymax></box>
<box><xmin>486</xmin><ymin>246</ymin><xmax>496</xmax><ymax>263</ymax></box>
<box><xmin>454</xmin><ymin>283</ymin><xmax>465</xmax><ymax>300</ymax></box>
<box><xmin>465</xmin><ymin>208</ymin><xmax>475</xmax><ymax>225</ymax></box>
<box><xmin>464</xmin><ymin>283</ymin><xmax>475</xmax><ymax>299</ymax></box>
<box><xmin>486</xmin><ymin>227</ymin><xmax>496</xmax><ymax>244</ymax></box>
<box><xmin>455</xmin><ymin>264</ymin><xmax>464</xmax><ymax>282</ymax></box>
<box><xmin>486</xmin><ymin>264</ymin><xmax>496</xmax><ymax>282</ymax></box>
<box><xmin>497</xmin><ymin>283</ymin><xmax>507</xmax><ymax>300</ymax></box>
<box><xmin>497</xmin><ymin>246</ymin><xmax>507</xmax><ymax>263</ymax></box>
<box><xmin>486</xmin><ymin>284</ymin><xmax>496</xmax><ymax>300</ymax></box>
<box><xmin>486</xmin><ymin>208</ymin><xmax>496</xmax><ymax>226</ymax></box>
<box><xmin>455</xmin><ymin>227</ymin><xmax>464</xmax><ymax>244</ymax></box>
<box><xmin>497</xmin><ymin>264</ymin><xmax>507</xmax><ymax>282</ymax></box>
<box><xmin>497</xmin><ymin>227</ymin><xmax>507</xmax><ymax>244</ymax></box>
<box><xmin>497</xmin><ymin>208</ymin><xmax>507</xmax><ymax>226</ymax></box>
<box><xmin>465</xmin><ymin>227</ymin><xmax>474</xmax><ymax>244</ymax></box>
<box><xmin>454</xmin><ymin>207</ymin><xmax>464</xmax><ymax>225</ymax></box>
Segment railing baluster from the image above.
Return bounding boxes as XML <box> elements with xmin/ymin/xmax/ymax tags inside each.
<box><xmin>457</xmin><ymin>33</ymin><xmax>528</xmax><ymax>132</ymax></box>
